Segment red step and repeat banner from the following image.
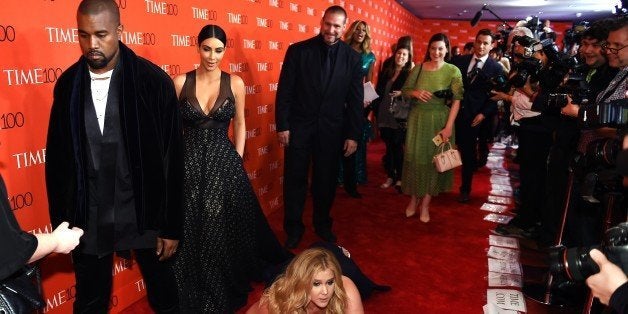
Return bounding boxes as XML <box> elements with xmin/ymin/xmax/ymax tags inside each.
<box><xmin>0</xmin><ymin>0</ymin><xmax>571</xmax><ymax>312</ymax></box>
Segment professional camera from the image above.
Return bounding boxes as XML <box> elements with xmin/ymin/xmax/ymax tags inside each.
<box><xmin>533</xmin><ymin>38</ymin><xmax>588</xmax><ymax>110</ymax></box>
<box><xmin>510</xmin><ymin>58</ymin><xmax>543</xmax><ymax>88</ymax></box>
<box><xmin>488</xmin><ymin>74</ymin><xmax>511</xmax><ymax>93</ymax></box>
<box><xmin>539</xmin><ymin>39</ymin><xmax>581</xmax><ymax>91</ymax></box>
<box><xmin>546</xmin><ymin>74</ymin><xmax>591</xmax><ymax>109</ymax></box>
<box><xmin>549</xmin><ymin>222</ymin><xmax>628</xmax><ymax>282</ymax></box>
<box><xmin>579</xmin><ymin>99</ymin><xmax>628</xmax><ymax>129</ymax></box>
<box><xmin>508</xmin><ymin>35</ymin><xmax>543</xmax><ymax>88</ymax></box>
<box><xmin>575</xmin><ymin>136</ymin><xmax>625</xmax><ymax>204</ymax></box>
<box><xmin>563</xmin><ymin>21</ymin><xmax>590</xmax><ymax>53</ymax></box>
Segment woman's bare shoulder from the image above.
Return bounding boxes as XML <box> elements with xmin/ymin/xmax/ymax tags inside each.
<box><xmin>342</xmin><ymin>276</ymin><xmax>364</xmax><ymax>314</ymax></box>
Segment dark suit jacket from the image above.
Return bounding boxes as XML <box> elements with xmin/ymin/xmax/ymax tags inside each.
<box><xmin>275</xmin><ymin>35</ymin><xmax>364</xmax><ymax>145</ymax></box>
<box><xmin>46</xmin><ymin>42</ymin><xmax>184</xmax><ymax>240</ymax></box>
<box><xmin>452</xmin><ymin>54</ymin><xmax>503</xmax><ymax>121</ymax></box>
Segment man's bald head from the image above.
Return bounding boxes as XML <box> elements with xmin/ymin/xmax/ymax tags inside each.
<box><xmin>77</xmin><ymin>0</ymin><xmax>120</xmax><ymax>25</ymax></box>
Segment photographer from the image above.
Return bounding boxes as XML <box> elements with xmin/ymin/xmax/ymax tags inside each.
<box><xmin>586</xmin><ymin>249</ymin><xmax>628</xmax><ymax>313</ymax></box>
<box><xmin>538</xmin><ymin>18</ymin><xmax>620</xmax><ymax>248</ymax></box>
<box><xmin>585</xmin><ymin>136</ymin><xmax>628</xmax><ymax>312</ymax></box>
<box><xmin>562</xmin><ymin>16</ymin><xmax>627</xmax><ymax>138</ymax></box>
<box><xmin>560</xmin><ymin>16</ymin><xmax>628</xmax><ymax>245</ymax></box>
<box><xmin>491</xmin><ymin>35</ymin><xmax>556</xmax><ymax>240</ymax></box>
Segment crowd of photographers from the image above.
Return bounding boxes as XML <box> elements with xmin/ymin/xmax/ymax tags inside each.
<box><xmin>469</xmin><ymin>15</ymin><xmax>627</xmax><ymax>312</ymax></box>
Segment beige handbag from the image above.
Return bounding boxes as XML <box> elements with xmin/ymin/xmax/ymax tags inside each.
<box><xmin>433</xmin><ymin>142</ymin><xmax>462</xmax><ymax>173</ymax></box>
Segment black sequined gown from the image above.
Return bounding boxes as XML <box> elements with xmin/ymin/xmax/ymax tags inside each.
<box><xmin>174</xmin><ymin>71</ymin><xmax>289</xmax><ymax>313</ymax></box>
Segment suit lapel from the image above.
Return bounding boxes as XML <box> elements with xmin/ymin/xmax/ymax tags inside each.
<box><xmin>314</xmin><ymin>42</ymin><xmax>325</xmax><ymax>95</ymax></box>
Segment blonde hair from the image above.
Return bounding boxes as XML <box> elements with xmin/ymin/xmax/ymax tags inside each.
<box><xmin>262</xmin><ymin>248</ymin><xmax>347</xmax><ymax>314</ymax></box>
<box><xmin>344</xmin><ymin>20</ymin><xmax>372</xmax><ymax>54</ymax></box>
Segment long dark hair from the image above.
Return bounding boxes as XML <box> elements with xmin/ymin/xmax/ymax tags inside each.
<box><xmin>197</xmin><ymin>24</ymin><xmax>227</xmax><ymax>46</ymax></box>
<box><xmin>382</xmin><ymin>45</ymin><xmax>413</xmax><ymax>79</ymax></box>
<box><xmin>423</xmin><ymin>33</ymin><xmax>451</xmax><ymax>62</ymax></box>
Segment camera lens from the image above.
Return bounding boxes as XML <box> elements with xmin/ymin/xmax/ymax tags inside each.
<box><xmin>586</xmin><ymin>138</ymin><xmax>620</xmax><ymax>167</ymax></box>
<box><xmin>549</xmin><ymin>245</ymin><xmax>600</xmax><ymax>282</ymax></box>
<box><xmin>565</xmin><ymin>246</ymin><xmax>600</xmax><ymax>281</ymax></box>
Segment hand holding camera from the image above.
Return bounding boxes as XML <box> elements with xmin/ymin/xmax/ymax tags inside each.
<box><xmin>586</xmin><ymin>248</ymin><xmax>628</xmax><ymax>305</ymax></box>
<box><xmin>550</xmin><ymin>222</ymin><xmax>628</xmax><ymax>283</ymax></box>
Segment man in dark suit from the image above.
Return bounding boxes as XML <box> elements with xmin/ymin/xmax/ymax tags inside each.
<box><xmin>452</xmin><ymin>29</ymin><xmax>504</xmax><ymax>202</ymax></box>
<box><xmin>45</xmin><ymin>0</ymin><xmax>182</xmax><ymax>312</ymax></box>
<box><xmin>275</xmin><ymin>5</ymin><xmax>363</xmax><ymax>249</ymax></box>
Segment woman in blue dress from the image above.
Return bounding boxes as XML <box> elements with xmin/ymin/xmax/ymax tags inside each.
<box><xmin>338</xmin><ymin>20</ymin><xmax>376</xmax><ymax>198</ymax></box>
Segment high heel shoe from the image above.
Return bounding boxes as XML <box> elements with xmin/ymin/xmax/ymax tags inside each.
<box><xmin>419</xmin><ymin>206</ymin><xmax>430</xmax><ymax>223</ymax></box>
<box><xmin>405</xmin><ymin>210</ymin><xmax>416</xmax><ymax>218</ymax></box>
<box><xmin>380</xmin><ymin>178</ymin><xmax>393</xmax><ymax>189</ymax></box>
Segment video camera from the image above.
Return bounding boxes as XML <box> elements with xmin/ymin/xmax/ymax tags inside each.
<box><xmin>487</xmin><ymin>35</ymin><xmax>545</xmax><ymax>93</ymax></box>
<box><xmin>549</xmin><ymin>222</ymin><xmax>628</xmax><ymax>282</ymax></box>
<box><xmin>509</xmin><ymin>35</ymin><xmax>544</xmax><ymax>86</ymax></box>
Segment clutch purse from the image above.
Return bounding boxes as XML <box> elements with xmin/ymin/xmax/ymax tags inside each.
<box><xmin>433</xmin><ymin>142</ymin><xmax>462</xmax><ymax>173</ymax></box>
<box><xmin>0</xmin><ymin>265</ymin><xmax>44</xmax><ymax>314</ymax></box>
<box><xmin>388</xmin><ymin>96</ymin><xmax>410</xmax><ymax>121</ymax></box>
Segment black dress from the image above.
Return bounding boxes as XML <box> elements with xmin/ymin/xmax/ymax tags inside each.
<box><xmin>174</xmin><ymin>71</ymin><xmax>289</xmax><ymax>313</ymax></box>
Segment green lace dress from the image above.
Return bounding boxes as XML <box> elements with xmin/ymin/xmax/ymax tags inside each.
<box><xmin>400</xmin><ymin>63</ymin><xmax>463</xmax><ymax>197</ymax></box>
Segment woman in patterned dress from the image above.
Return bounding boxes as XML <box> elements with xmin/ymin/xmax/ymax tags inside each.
<box><xmin>400</xmin><ymin>33</ymin><xmax>464</xmax><ymax>223</ymax></box>
<box><xmin>172</xmin><ymin>24</ymin><xmax>289</xmax><ymax>312</ymax></box>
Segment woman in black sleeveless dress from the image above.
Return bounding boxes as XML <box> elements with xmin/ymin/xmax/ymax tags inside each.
<box><xmin>172</xmin><ymin>24</ymin><xmax>289</xmax><ymax>313</ymax></box>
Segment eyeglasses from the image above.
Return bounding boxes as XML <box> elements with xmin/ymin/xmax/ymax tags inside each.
<box><xmin>601</xmin><ymin>43</ymin><xmax>628</xmax><ymax>55</ymax></box>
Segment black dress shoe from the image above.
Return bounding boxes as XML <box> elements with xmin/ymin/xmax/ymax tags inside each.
<box><xmin>284</xmin><ymin>234</ymin><xmax>302</xmax><ymax>249</ymax></box>
<box><xmin>457</xmin><ymin>192</ymin><xmax>470</xmax><ymax>203</ymax></box>
<box><xmin>346</xmin><ymin>189</ymin><xmax>362</xmax><ymax>199</ymax></box>
<box><xmin>316</xmin><ymin>230</ymin><xmax>337</xmax><ymax>243</ymax></box>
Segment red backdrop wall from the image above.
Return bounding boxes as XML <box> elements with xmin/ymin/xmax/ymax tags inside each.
<box><xmin>0</xmin><ymin>0</ymin><xmax>570</xmax><ymax>312</ymax></box>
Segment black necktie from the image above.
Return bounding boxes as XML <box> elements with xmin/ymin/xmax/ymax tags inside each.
<box><xmin>468</xmin><ymin>58</ymin><xmax>481</xmax><ymax>82</ymax></box>
<box><xmin>322</xmin><ymin>46</ymin><xmax>332</xmax><ymax>84</ymax></box>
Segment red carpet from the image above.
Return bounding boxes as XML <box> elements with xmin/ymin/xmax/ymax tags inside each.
<box><xmin>122</xmin><ymin>140</ymin><xmax>501</xmax><ymax>313</ymax></box>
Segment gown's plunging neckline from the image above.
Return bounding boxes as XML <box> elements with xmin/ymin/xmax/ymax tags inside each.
<box><xmin>191</xmin><ymin>72</ymin><xmax>224</xmax><ymax>117</ymax></box>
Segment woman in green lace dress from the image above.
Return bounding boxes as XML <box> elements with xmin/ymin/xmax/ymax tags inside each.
<box><xmin>400</xmin><ymin>33</ymin><xmax>464</xmax><ymax>223</ymax></box>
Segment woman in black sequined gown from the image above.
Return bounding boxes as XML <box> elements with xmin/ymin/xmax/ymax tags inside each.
<box><xmin>172</xmin><ymin>24</ymin><xmax>289</xmax><ymax>313</ymax></box>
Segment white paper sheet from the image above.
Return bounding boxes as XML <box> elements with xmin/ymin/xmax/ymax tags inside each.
<box><xmin>488</xmin><ymin>272</ymin><xmax>523</xmax><ymax>288</ymax></box>
<box><xmin>483</xmin><ymin>302</ymin><xmax>520</xmax><ymax>314</ymax></box>
<box><xmin>363</xmin><ymin>81</ymin><xmax>379</xmax><ymax>103</ymax></box>
<box><xmin>487</xmin><ymin>289</ymin><xmax>527</xmax><ymax>312</ymax></box>
<box><xmin>488</xmin><ymin>246</ymin><xmax>520</xmax><ymax>261</ymax></box>
<box><xmin>489</xmin><ymin>235</ymin><xmax>520</xmax><ymax>249</ymax></box>
<box><xmin>488</xmin><ymin>258</ymin><xmax>522</xmax><ymax>275</ymax></box>
<box><xmin>481</xmin><ymin>203</ymin><xmax>510</xmax><ymax>213</ymax></box>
